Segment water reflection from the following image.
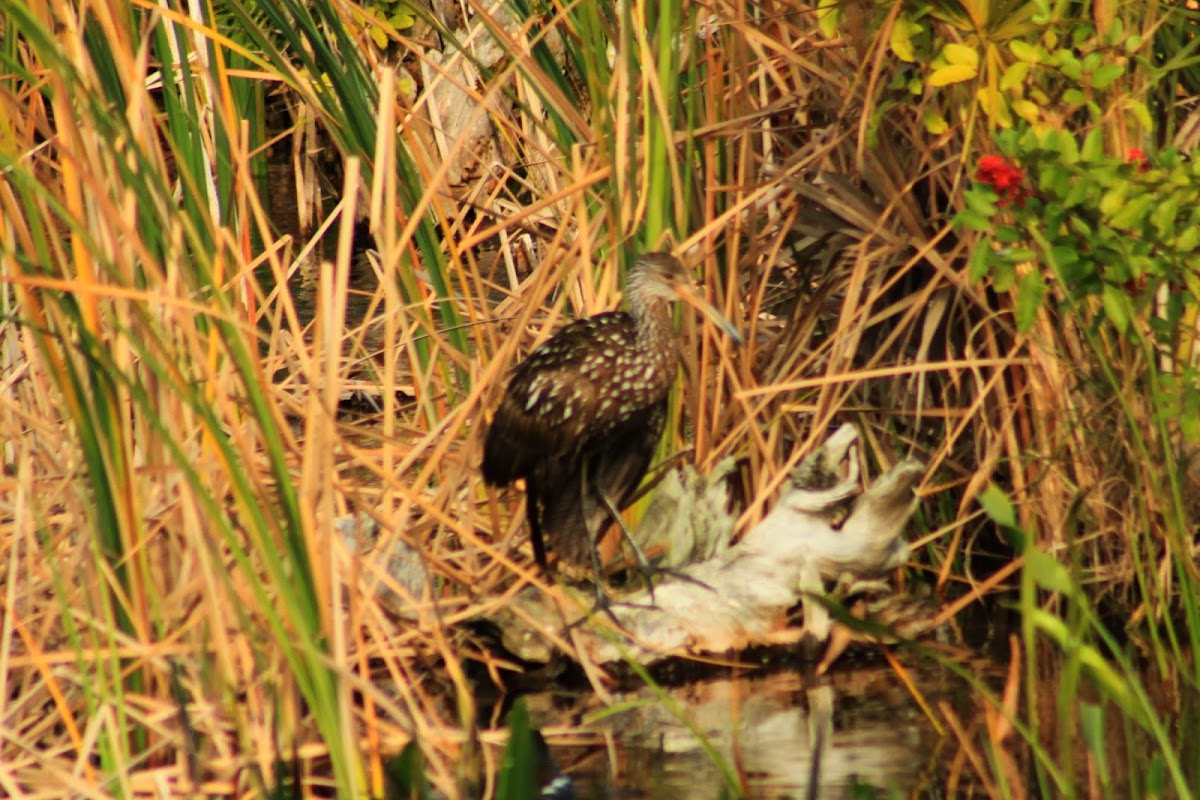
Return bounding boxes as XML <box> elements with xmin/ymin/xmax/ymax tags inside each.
<box><xmin>524</xmin><ymin>661</ymin><xmax>956</xmax><ymax>799</ymax></box>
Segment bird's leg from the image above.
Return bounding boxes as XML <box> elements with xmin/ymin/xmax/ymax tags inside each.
<box><xmin>598</xmin><ymin>478</ymin><xmax>716</xmax><ymax>598</ymax></box>
<box><xmin>525</xmin><ymin>485</ymin><xmax>550</xmax><ymax>576</ymax></box>
<box><xmin>593</xmin><ymin>484</ymin><xmax>659</xmax><ymax>605</ymax></box>
<box><xmin>575</xmin><ymin>461</ymin><xmax>626</xmax><ymax>629</ymax></box>
<box><xmin>590</xmin><ymin>489</ymin><xmax>710</xmax><ymax>594</ymax></box>
<box><xmin>625</xmin><ymin>448</ymin><xmax>694</xmax><ymax>506</ymax></box>
<box><xmin>585</xmin><ymin>523</ymin><xmax>616</xmax><ymax>618</ymax></box>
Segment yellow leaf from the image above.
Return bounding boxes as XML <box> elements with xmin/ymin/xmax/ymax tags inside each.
<box><xmin>923</xmin><ymin>110</ymin><xmax>948</xmax><ymax>134</ymax></box>
<box><xmin>1012</xmin><ymin>99</ymin><xmax>1040</xmax><ymax>123</ymax></box>
<box><xmin>1125</xmin><ymin>99</ymin><xmax>1153</xmax><ymax>132</ymax></box>
<box><xmin>890</xmin><ymin>19</ymin><xmax>916</xmax><ymax>62</ymax></box>
<box><xmin>927</xmin><ymin>63</ymin><xmax>978</xmax><ymax>86</ymax></box>
<box><xmin>389</xmin><ymin>12</ymin><xmax>415</xmax><ymax>29</ymax></box>
<box><xmin>1009</xmin><ymin>40</ymin><xmax>1041</xmax><ymax>63</ymax></box>
<box><xmin>977</xmin><ymin>87</ymin><xmax>1012</xmax><ymax>127</ymax></box>
<box><xmin>396</xmin><ymin>72</ymin><xmax>417</xmax><ymax>102</ymax></box>
<box><xmin>817</xmin><ymin>0</ymin><xmax>840</xmax><ymax>39</ymax></box>
<box><xmin>1000</xmin><ymin>61</ymin><xmax>1030</xmax><ymax>91</ymax></box>
<box><xmin>943</xmin><ymin>43</ymin><xmax>979</xmax><ymax>67</ymax></box>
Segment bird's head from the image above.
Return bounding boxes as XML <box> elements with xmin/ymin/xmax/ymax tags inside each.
<box><xmin>628</xmin><ymin>253</ymin><xmax>743</xmax><ymax>344</ymax></box>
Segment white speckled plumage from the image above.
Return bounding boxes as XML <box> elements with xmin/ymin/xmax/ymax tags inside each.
<box><xmin>482</xmin><ymin>253</ymin><xmax>732</xmax><ymax>569</ymax></box>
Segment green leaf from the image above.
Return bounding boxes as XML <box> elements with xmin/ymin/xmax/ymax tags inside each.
<box><xmin>1180</xmin><ymin>411</ymin><xmax>1200</xmax><ymax>441</ymax></box>
<box><xmin>955</xmin><ymin>208</ymin><xmax>993</xmax><ymax>232</ymax></box>
<box><xmin>1027</xmin><ymin>548</ymin><xmax>1072</xmax><ymax>593</ymax></box>
<box><xmin>968</xmin><ymin>242</ymin><xmax>992</xmax><ymax>280</ymax></box>
<box><xmin>1145</xmin><ymin>755</ymin><xmax>1165</xmax><ymax>795</ymax></box>
<box><xmin>382</xmin><ymin>742</ymin><xmax>430</xmax><ymax>800</ymax></box>
<box><xmin>1099</xmin><ymin>185</ymin><xmax>1126</xmax><ymax>216</ymax></box>
<box><xmin>995</xmin><ymin>225</ymin><xmax>1023</xmax><ymax>243</ymax></box>
<box><xmin>1039</xmin><ymin>163</ymin><xmax>1071</xmax><ymax>196</ymax></box>
<box><xmin>923</xmin><ymin>109</ymin><xmax>948</xmax><ymax>134</ymax></box>
<box><xmin>1015</xmin><ymin>269</ymin><xmax>1046</xmax><ymax>331</ymax></box>
<box><xmin>978</xmin><ymin>485</ymin><xmax>1017</xmax><ymax>529</ymax></box>
<box><xmin>1109</xmin><ymin>193</ymin><xmax>1154</xmax><ymax>229</ymax></box>
<box><xmin>1066</xmin><ymin>212</ymin><xmax>1092</xmax><ymax>237</ymax></box>
<box><xmin>1102</xmin><ymin>256</ymin><xmax>1132</xmax><ymax>284</ymax></box>
<box><xmin>1058</xmin><ymin>55</ymin><xmax>1083</xmax><ymax>82</ymax></box>
<box><xmin>1101</xmin><ymin>284</ymin><xmax>1132</xmax><ymax>334</ymax></box>
<box><xmin>1080</xmin><ymin>128</ymin><xmax>1103</xmax><ymax>161</ymax></box>
<box><xmin>1105</xmin><ymin>16</ymin><xmax>1125</xmax><ymax>45</ymax></box>
<box><xmin>992</xmin><ymin>259</ymin><xmax>1016</xmax><ymax>291</ymax></box>
<box><xmin>1091</xmin><ymin>64</ymin><xmax>1124</xmax><ymax>89</ymax></box>
<box><xmin>1149</xmin><ymin>195</ymin><xmax>1179</xmax><ymax>239</ymax></box>
<box><xmin>1057</xmin><ymin>132</ymin><xmax>1079</xmax><ymax>164</ymax></box>
<box><xmin>965</xmin><ymin>188</ymin><xmax>999</xmax><ymax>217</ymax></box>
<box><xmin>1050</xmin><ymin>245</ymin><xmax>1081</xmax><ymax>273</ymax></box>
<box><xmin>1063</xmin><ymin>176</ymin><xmax>1091</xmax><ymax>208</ymax></box>
<box><xmin>1176</xmin><ymin>226</ymin><xmax>1200</xmax><ymax>251</ymax></box>
<box><xmin>1004</xmin><ymin>247</ymin><xmax>1037</xmax><ymax>263</ymax></box>
<box><xmin>497</xmin><ymin>701</ymin><xmax>538</xmax><ymax>800</ymax></box>
<box><xmin>1080</xmin><ymin>704</ymin><xmax>1107</xmax><ymax>777</ymax></box>
<box><xmin>1063</xmin><ymin>88</ymin><xmax>1087</xmax><ymax>105</ymax></box>
<box><xmin>1077</xmin><ymin>644</ymin><xmax>1134</xmax><ymax>711</ymax></box>
<box><xmin>1029</xmin><ymin>608</ymin><xmax>1069</xmax><ymax>640</ymax></box>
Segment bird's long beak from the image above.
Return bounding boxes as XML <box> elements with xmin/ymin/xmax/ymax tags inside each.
<box><xmin>675</xmin><ymin>283</ymin><xmax>744</xmax><ymax>346</ymax></box>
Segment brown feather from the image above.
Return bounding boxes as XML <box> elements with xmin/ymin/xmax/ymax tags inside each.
<box><xmin>482</xmin><ymin>253</ymin><xmax>711</xmax><ymax>570</ymax></box>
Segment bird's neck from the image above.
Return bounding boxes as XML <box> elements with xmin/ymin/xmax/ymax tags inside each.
<box><xmin>629</xmin><ymin>294</ymin><xmax>673</xmax><ymax>339</ymax></box>
<box><xmin>630</xmin><ymin>299</ymin><xmax>680</xmax><ymax>379</ymax></box>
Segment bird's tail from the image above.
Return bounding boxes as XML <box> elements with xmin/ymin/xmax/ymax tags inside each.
<box><xmin>537</xmin><ymin>482</ymin><xmax>601</xmax><ymax>568</ymax></box>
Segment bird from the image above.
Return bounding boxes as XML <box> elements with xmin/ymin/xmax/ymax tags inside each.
<box><xmin>482</xmin><ymin>252</ymin><xmax>741</xmax><ymax>593</ymax></box>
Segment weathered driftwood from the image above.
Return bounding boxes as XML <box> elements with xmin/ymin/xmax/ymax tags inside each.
<box><xmin>412</xmin><ymin>5</ymin><xmax>560</xmax><ymax>188</ymax></box>
<box><xmin>488</xmin><ymin>424</ymin><xmax>926</xmax><ymax>667</ymax></box>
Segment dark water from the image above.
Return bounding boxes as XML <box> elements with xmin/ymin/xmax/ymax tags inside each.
<box><xmin>522</xmin><ymin>655</ymin><xmax>975</xmax><ymax>800</ymax></box>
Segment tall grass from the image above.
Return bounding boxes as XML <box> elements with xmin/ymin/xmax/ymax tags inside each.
<box><xmin>1</xmin><ymin>0</ymin><xmax>372</xmax><ymax>792</ymax></box>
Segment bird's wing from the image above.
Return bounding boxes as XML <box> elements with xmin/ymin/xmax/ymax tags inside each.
<box><xmin>482</xmin><ymin>320</ymin><xmax>620</xmax><ymax>484</ymax></box>
<box><xmin>536</xmin><ymin>402</ymin><xmax>666</xmax><ymax>566</ymax></box>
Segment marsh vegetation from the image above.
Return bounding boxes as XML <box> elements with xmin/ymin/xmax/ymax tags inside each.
<box><xmin>2</xmin><ymin>0</ymin><xmax>1199</xmax><ymax>797</ymax></box>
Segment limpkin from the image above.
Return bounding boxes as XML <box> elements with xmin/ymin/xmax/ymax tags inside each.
<box><xmin>482</xmin><ymin>252</ymin><xmax>741</xmax><ymax>593</ymax></box>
